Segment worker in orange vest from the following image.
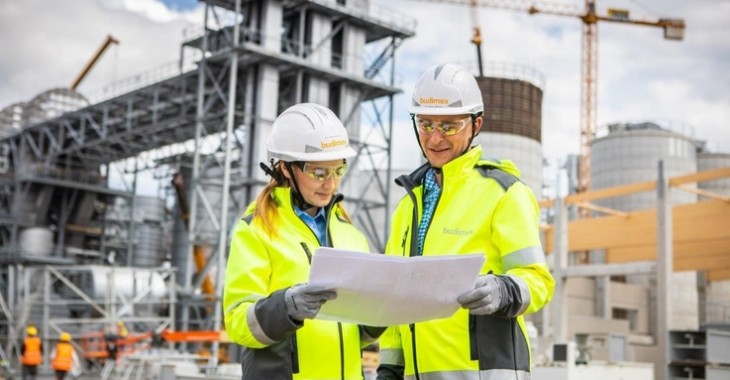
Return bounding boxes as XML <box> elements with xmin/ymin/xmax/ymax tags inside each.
<box><xmin>116</xmin><ymin>321</ymin><xmax>128</xmax><ymax>338</ymax></box>
<box><xmin>20</xmin><ymin>325</ymin><xmax>43</xmax><ymax>380</ymax></box>
<box><xmin>51</xmin><ymin>332</ymin><xmax>80</xmax><ymax>380</ymax></box>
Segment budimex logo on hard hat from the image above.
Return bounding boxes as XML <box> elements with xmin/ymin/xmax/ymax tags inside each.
<box><xmin>321</xmin><ymin>138</ymin><xmax>347</xmax><ymax>150</ymax></box>
<box><xmin>419</xmin><ymin>97</ymin><xmax>449</xmax><ymax>105</ymax></box>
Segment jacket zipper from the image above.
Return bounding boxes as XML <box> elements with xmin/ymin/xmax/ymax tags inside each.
<box><xmin>400</xmin><ymin>225</ymin><xmax>410</xmax><ymax>254</ymax></box>
<box><xmin>300</xmin><ymin>242</ymin><xmax>313</xmax><ymax>264</ymax></box>
<box><xmin>290</xmin><ymin>334</ymin><xmax>299</xmax><ymax>374</ymax></box>
<box><xmin>469</xmin><ymin>315</ymin><xmax>478</xmax><ymax>360</ymax></box>
<box><xmin>294</xmin><ymin>198</ymin><xmax>347</xmax><ymax>379</ymax></box>
<box><xmin>410</xmin><ymin>323</ymin><xmax>420</xmax><ymax>380</ymax></box>
<box><xmin>338</xmin><ymin>322</ymin><xmax>345</xmax><ymax>379</ymax></box>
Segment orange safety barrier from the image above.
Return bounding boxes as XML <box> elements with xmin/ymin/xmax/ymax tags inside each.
<box><xmin>160</xmin><ymin>329</ymin><xmax>222</xmax><ymax>342</ymax></box>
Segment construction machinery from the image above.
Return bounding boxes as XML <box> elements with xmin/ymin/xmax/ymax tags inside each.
<box><xmin>415</xmin><ymin>0</ymin><xmax>685</xmax><ymax>194</ymax></box>
<box><xmin>80</xmin><ymin>328</ymin><xmax>230</xmax><ymax>365</ymax></box>
<box><xmin>70</xmin><ymin>34</ymin><xmax>119</xmax><ymax>91</ymax></box>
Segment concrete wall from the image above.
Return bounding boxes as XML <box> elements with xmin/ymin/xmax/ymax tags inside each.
<box><xmin>670</xmin><ymin>271</ymin><xmax>699</xmax><ymax>330</ymax></box>
<box><xmin>706</xmin><ymin>280</ymin><xmax>730</xmax><ymax>324</ymax></box>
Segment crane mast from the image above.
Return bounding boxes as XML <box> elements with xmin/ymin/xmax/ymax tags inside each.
<box><xmin>580</xmin><ymin>0</ymin><xmax>598</xmax><ymax>194</ymax></box>
<box><xmin>470</xmin><ymin>0</ymin><xmax>485</xmax><ymax>77</ymax></box>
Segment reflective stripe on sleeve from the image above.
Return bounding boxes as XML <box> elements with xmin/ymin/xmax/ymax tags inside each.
<box><xmin>247</xmin><ymin>303</ymin><xmax>277</xmax><ymax>345</ymax></box>
<box><xmin>380</xmin><ymin>348</ymin><xmax>405</xmax><ymax>366</ymax></box>
<box><xmin>404</xmin><ymin>369</ymin><xmax>530</xmax><ymax>380</ymax></box>
<box><xmin>502</xmin><ymin>246</ymin><xmax>545</xmax><ymax>272</ymax></box>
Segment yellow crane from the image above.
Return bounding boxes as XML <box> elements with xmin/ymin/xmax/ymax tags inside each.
<box><xmin>415</xmin><ymin>0</ymin><xmax>685</xmax><ymax>194</ymax></box>
<box><xmin>70</xmin><ymin>34</ymin><xmax>120</xmax><ymax>91</ymax></box>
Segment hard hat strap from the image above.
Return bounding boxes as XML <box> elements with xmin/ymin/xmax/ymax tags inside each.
<box><xmin>410</xmin><ymin>113</ymin><xmax>428</xmax><ymax>160</ymax></box>
<box><xmin>462</xmin><ymin>113</ymin><xmax>483</xmax><ymax>157</ymax></box>
<box><xmin>284</xmin><ymin>161</ymin><xmax>315</xmax><ymax>212</ymax></box>
<box><xmin>259</xmin><ymin>159</ymin><xmax>286</xmax><ymax>185</ymax></box>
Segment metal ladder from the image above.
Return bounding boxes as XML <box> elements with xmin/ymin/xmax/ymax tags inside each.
<box><xmin>100</xmin><ymin>360</ymin><xmax>117</xmax><ymax>380</ymax></box>
<box><xmin>101</xmin><ymin>356</ymin><xmax>149</xmax><ymax>380</ymax></box>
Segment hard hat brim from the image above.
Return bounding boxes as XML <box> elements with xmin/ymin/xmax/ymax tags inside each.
<box><xmin>271</xmin><ymin>146</ymin><xmax>357</xmax><ymax>162</ymax></box>
<box><xmin>408</xmin><ymin>105</ymin><xmax>483</xmax><ymax>116</ymax></box>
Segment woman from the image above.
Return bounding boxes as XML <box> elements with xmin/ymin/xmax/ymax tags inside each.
<box><xmin>224</xmin><ymin>103</ymin><xmax>383</xmax><ymax>379</ymax></box>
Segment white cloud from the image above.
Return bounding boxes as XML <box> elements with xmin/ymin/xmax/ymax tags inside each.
<box><xmin>0</xmin><ymin>0</ymin><xmax>201</xmax><ymax>108</ymax></box>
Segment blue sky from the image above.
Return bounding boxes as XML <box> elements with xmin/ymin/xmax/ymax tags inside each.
<box><xmin>159</xmin><ymin>0</ymin><xmax>198</xmax><ymax>11</ymax></box>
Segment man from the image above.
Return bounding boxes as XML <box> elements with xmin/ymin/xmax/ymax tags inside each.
<box><xmin>377</xmin><ymin>63</ymin><xmax>555</xmax><ymax>380</ymax></box>
<box><xmin>21</xmin><ymin>325</ymin><xmax>42</xmax><ymax>380</ymax></box>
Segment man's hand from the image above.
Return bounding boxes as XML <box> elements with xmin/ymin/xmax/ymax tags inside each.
<box><xmin>284</xmin><ymin>284</ymin><xmax>337</xmax><ymax>321</ymax></box>
<box><xmin>456</xmin><ymin>274</ymin><xmax>504</xmax><ymax>315</ymax></box>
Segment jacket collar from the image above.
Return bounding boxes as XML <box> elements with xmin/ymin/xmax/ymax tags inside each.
<box><xmin>271</xmin><ymin>187</ymin><xmax>343</xmax><ymax>217</ymax></box>
<box><xmin>440</xmin><ymin>145</ymin><xmax>482</xmax><ymax>183</ymax></box>
<box><xmin>396</xmin><ymin>145</ymin><xmax>483</xmax><ymax>191</ymax></box>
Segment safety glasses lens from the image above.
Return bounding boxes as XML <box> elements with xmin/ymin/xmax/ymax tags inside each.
<box><xmin>303</xmin><ymin>163</ymin><xmax>348</xmax><ymax>181</ymax></box>
<box><xmin>416</xmin><ymin>118</ymin><xmax>468</xmax><ymax>136</ymax></box>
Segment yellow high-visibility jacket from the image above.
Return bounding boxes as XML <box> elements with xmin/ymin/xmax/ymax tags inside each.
<box><xmin>378</xmin><ymin>146</ymin><xmax>555</xmax><ymax>380</ymax></box>
<box><xmin>224</xmin><ymin>187</ymin><xmax>381</xmax><ymax>379</ymax></box>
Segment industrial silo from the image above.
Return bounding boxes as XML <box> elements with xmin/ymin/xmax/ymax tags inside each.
<box><xmin>21</xmin><ymin>88</ymin><xmax>88</xmax><ymax>127</ymax></box>
<box><xmin>474</xmin><ymin>63</ymin><xmax>544</xmax><ymax>197</ymax></box>
<box><xmin>591</xmin><ymin>121</ymin><xmax>701</xmax><ymax>330</ymax></box>
<box><xmin>697</xmin><ymin>151</ymin><xmax>730</xmax><ymax>326</ymax></box>
<box><xmin>591</xmin><ymin>122</ymin><xmax>699</xmax><ymax>211</ymax></box>
<box><xmin>0</xmin><ymin>102</ymin><xmax>24</xmax><ymax>137</ymax></box>
<box><xmin>18</xmin><ymin>227</ymin><xmax>54</xmax><ymax>257</ymax></box>
<box><xmin>698</xmin><ymin>152</ymin><xmax>730</xmax><ymax>200</ymax></box>
<box><xmin>61</xmin><ymin>266</ymin><xmax>168</xmax><ymax>318</ymax></box>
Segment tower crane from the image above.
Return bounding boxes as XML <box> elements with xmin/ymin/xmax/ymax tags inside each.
<box><xmin>414</xmin><ymin>0</ymin><xmax>685</xmax><ymax>194</ymax></box>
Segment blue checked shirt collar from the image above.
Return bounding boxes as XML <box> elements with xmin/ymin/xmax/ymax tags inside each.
<box><xmin>417</xmin><ymin>168</ymin><xmax>441</xmax><ymax>255</ymax></box>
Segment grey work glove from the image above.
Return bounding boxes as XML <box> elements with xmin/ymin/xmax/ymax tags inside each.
<box><xmin>457</xmin><ymin>274</ymin><xmax>504</xmax><ymax>315</ymax></box>
<box><xmin>284</xmin><ymin>284</ymin><xmax>337</xmax><ymax>321</ymax></box>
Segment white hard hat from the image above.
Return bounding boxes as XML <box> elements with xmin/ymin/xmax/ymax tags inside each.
<box><xmin>409</xmin><ymin>63</ymin><xmax>484</xmax><ymax>116</ymax></box>
<box><xmin>267</xmin><ymin>103</ymin><xmax>357</xmax><ymax>162</ymax></box>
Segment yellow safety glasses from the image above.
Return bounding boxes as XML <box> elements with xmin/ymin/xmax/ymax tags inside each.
<box><xmin>416</xmin><ymin>116</ymin><xmax>471</xmax><ymax>136</ymax></box>
<box><xmin>297</xmin><ymin>162</ymin><xmax>349</xmax><ymax>181</ymax></box>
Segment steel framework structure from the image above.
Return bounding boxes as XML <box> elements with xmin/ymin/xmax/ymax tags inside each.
<box><xmin>0</xmin><ymin>0</ymin><xmax>414</xmax><ymax>362</ymax></box>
